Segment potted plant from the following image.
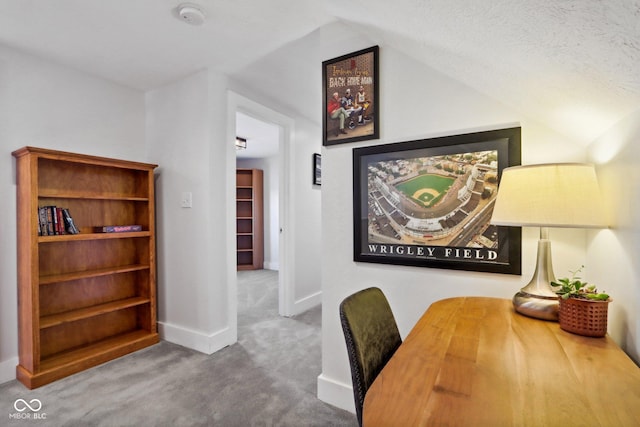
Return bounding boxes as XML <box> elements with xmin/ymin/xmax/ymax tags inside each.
<box><xmin>552</xmin><ymin>266</ymin><xmax>611</xmax><ymax>337</ymax></box>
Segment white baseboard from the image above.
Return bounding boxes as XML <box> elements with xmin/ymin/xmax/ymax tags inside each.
<box><xmin>264</xmin><ymin>261</ymin><xmax>279</xmax><ymax>271</ymax></box>
<box><xmin>0</xmin><ymin>357</ymin><xmax>18</xmax><ymax>385</ymax></box>
<box><xmin>317</xmin><ymin>373</ymin><xmax>355</xmax><ymax>413</ymax></box>
<box><xmin>158</xmin><ymin>321</ymin><xmax>236</xmax><ymax>355</ymax></box>
<box><xmin>292</xmin><ymin>291</ymin><xmax>321</xmax><ymax>315</ymax></box>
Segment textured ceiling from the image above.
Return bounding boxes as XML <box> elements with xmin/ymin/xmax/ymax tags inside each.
<box><xmin>0</xmin><ymin>0</ymin><xmax>638</xmax><ymax>144</ymax></box>
<box><xmin>338</xmin><ymin>1</ymin><xmax>640</xmax><ymax>143</ymax></box>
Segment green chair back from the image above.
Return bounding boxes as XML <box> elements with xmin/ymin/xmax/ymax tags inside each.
<box><xmin>339</xmin><ymin>287</ymin><xmax>402</xmax><ymax>426</ymax></box>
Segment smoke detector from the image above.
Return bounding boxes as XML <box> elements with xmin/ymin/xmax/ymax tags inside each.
<box><xmin>176</xmin><ymin>3</ymin><xmax>205</xmax><ymax>26</ymax></box>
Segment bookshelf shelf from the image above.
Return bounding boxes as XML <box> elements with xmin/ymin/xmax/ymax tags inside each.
<box><xmin>38</xmin><ymin>330</ymin><xmax>154</xmax><ymax>372</ymax></box>
<box><xmin>13</xmin><ymin>146</ymin><xmax>159</xmax><ymax>389</ymax></box>
<box><xmin>38</xmin><ymin>231</ymin><xmax>151</xmax><ymax>243</ymax></box>
<box><xmin>39</xmin><ymin>189</ymin><xmax>150</xmax><ymax>201</ymax></box>
<box><xmin>20</xmin><ymin>330</ymin><xmax>158</xmax><ymax>389</ymax></box>
<box><xmin>236</xmin><ymin>169</ymin><xmax>263</xmax><ymax>270</ymax></box>
<box><xmin>40</xmin><ymin>297</ymin><xmax>151</xmax><ymax>329</ymax></box>
<box><xmin>39</xmin><ymin>264</ymin><xmax>150</xmax><ymax>285</ymax></box>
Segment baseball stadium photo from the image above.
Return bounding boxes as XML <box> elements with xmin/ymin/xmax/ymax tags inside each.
<box><xmin>366</xmin><ymin>150</ymin><xmax>499</xmax><ymax>249</ymax></box>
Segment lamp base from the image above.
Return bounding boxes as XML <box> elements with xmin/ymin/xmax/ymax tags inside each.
<box><xmin>512</xmin><ymin>227</ymin><xmax>559</xmax><ymax>321</ymax></box>
<box><xmin>513</xmin><ymin>291</ymin><xmax>559</xmax><ymax>321</ymax></box>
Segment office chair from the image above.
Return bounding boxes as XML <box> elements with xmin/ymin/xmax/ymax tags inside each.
<box><xmin>339</xmin><ymin>287</ymin><xmax>402</xmax><ymax>426</ymax></box>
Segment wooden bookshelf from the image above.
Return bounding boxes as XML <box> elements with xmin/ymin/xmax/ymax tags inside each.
<box><xmin>236</xmin><ymin>169</ymin><xmax>263</xmax><ymax>270</ymax></box>
<box><xmin>12</xmin><ymin>146</ymin><xmax>159</xmax><ymax>389</ymax></box>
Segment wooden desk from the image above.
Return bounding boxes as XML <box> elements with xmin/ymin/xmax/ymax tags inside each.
<box><xmin>363</xmin><ymin>297</ymin><xmax>640</xmax><ymax>426</ymax></box>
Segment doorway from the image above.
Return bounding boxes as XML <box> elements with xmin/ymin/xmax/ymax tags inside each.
<box><xmin>235</xmin><ymin>112</ymin><xmax>280</xmax><ymax>270</ymax></box>
<box><xmin>228</xmin><ymin>92</ymin><xmax>295</xmax><ymax>323</ymax></box>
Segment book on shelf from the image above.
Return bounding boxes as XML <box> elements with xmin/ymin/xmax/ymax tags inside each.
<box><xmin>55</xmin><ymin>208</ymin><xmax>65</xmax><ymax>235</ymax></box>
<box><xmin>45</xmin><ymin>206</ymin><xmax>55</xmax><ymax>235</ymax></box>
<box><xmin>94</xmin><ymin>225</ymin><xmax>142</xmax><ymax>233</ymax></box>
<box><xmin>61</xmin><ymin>208</ymin><xmax>80</xmax><ymax>234</ymax></box>
<box><xmin>37</xmin><ymin>206</ymin><xmax>49</xmax><ymax>236</ymax></box>
<box><xmin>37</xmin><ymin>206</ymin><xmax>79</xmax><ymax>235</ymax></box>
<box><xmin>37</xmin><ymin>206</ymin><xmax>56</xmax><ymax>236</ymax></box>
<box><xmin>50</xmin><ymin>205</ymin><xmax>64</xmax><ymax>235</ymax></box>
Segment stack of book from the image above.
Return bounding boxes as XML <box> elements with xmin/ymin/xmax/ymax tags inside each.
<box><xmin>37</xmin><ymin>206</ymin><xmax>80</xmax><ymax>236</ymax></box>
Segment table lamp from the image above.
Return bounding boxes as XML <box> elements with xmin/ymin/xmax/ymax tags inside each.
<box><xmin>490</xmin><ymin>163</ymin><xmax>607</xmax><ymax>320</ymax></box>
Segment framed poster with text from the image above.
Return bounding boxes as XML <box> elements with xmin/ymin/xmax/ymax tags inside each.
<box><xmin>353</xmin><ymin>127</ymin><xmax>522</xmax><ymax>274</ymax></box>
<box><xmin>323</xmin><ymin>46</ymin><xmax>379</xmax><ymax>146</ymax></box>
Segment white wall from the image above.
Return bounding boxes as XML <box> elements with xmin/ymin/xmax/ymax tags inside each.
<box><xmin>237</xmin><ymin>155</ymin><xmax>280</xmax><ymax>270</ymax></box>
<box><xmin>146</xmin><ymin>70</ymin><xmax>237</xmax><ymax>354</ymax></box>
<box><xmin>0</xmin><ymin>45</ymin><xmax>146</xmax><ymax>383</ymax></box>
<box><xmin>587</xmin><ymin>107</ymin><xmax>640</xmax><ymax>363</ymax></box>
<box><xmin>287</xmin><ymin>115</ymin><xmax>324</xmax><ymax>305</ymax></box>
<box><xmin>316</xmin><ymin>46</ymin><xmax>591</xmax><ymax>411</ymax></box>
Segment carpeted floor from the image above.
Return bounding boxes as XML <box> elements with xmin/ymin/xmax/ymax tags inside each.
<box><xmin>0</xmin><ymin>270</ymin><xmax>356</xmax><ymax>426</ymax></box>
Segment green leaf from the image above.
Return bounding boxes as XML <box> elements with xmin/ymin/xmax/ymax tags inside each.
<box><xmin>585</xmin><ymin>293</ymin><xmax>609</xmax><ymax>301</ymax></box>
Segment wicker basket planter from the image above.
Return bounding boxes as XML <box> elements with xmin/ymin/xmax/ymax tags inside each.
<box><xmin>558</xmin><ymin>297</ymin><xmax>610</xmax><ymax>337</ymax></box>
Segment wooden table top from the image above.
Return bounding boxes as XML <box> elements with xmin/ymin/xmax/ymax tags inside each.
<box><xmin>363</xmin><ymin>297</ymin><xmax>640</xmax><ymax>427</ymax></box>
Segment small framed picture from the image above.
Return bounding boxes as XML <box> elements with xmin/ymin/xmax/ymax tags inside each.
<box><xmin>322</xmin><ymin>46</ymin><xmax>379</xmax><ymax>146</ymax></box>
<box><xmin>313</xmin><ymin>153</ymin><xmax>321</xmax><ymax>186</ymax></box>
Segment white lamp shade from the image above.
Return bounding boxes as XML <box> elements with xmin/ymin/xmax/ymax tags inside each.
<box><xmin>491</xmin><ymin>163</ymin><xmax>607</xmax><ymax>228</ymax></box>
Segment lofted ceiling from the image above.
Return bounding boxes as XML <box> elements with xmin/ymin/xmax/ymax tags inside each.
<box><xmin>0</xmin><ymin>0</ymin><xmax>638</xmax><ymax>145</ymax></box>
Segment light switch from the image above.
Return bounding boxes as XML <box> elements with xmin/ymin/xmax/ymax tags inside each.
<box><xmin>181</xmin><ymin>192</ymin><xmax>193</xmax><ymax>208</ymax></box>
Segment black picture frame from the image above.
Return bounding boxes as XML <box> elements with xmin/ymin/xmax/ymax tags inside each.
<box><xmin>353</xmin><ymin>127</ymin><xmax>522</xmax><ymax>274</ymax></box>
<box><xmin>313</xmin><ymin>153</ymin><xmax>322</xmax><ymax>186</ymax></box>
<box><xmin>322</xmin><ymin>46</ymin><xmax>379</xmax><ymax>146</ymax></box>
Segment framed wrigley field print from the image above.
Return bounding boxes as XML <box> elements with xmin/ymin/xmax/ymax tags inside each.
<box><xmin>353</xmin><ymin>127</ymin><xmax>522</xmax><ymax>274</ymax></box>
<box><xmin>323</xmin><ymin>46</ymin><xmax>379</xmax><ymax>146</ymax></box>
